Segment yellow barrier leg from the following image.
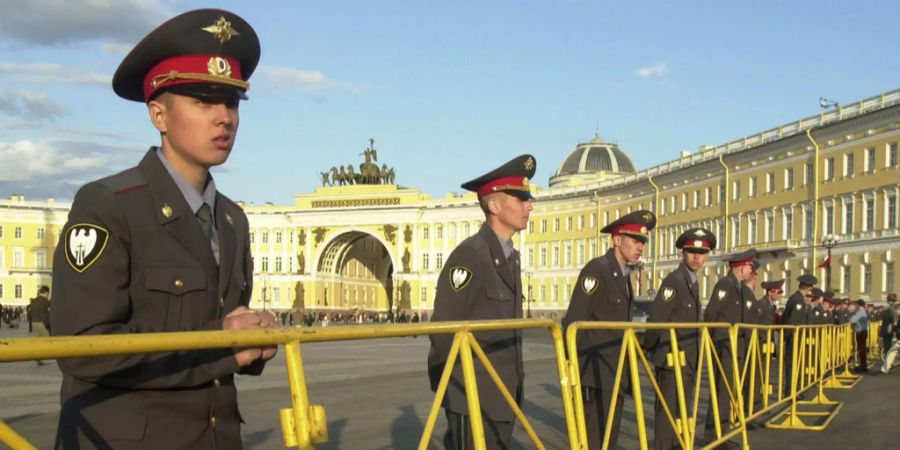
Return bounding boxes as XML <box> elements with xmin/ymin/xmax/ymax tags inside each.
<box><xmin>459</xmin><ymin>333</ymin><xmax>488</xmax><ymax>450</ymax></box>
<box><xmin>624</xmin><ymin>332</ymin><xmax>649</xmax><ymax>450</ymax></box>
<box><xmin>0</xmin><ymin>420</ymin><xmax>37</xmax><ymax>450</ymax></box>
<box><xmin>549</xmin><ymin>325</ymin><xmax>580</xmax><ymax>450</ymax></box>
<box><xmin>419</xmin><ymin>332</ymin><xmax>464</xmax><ymax>450</ymax></box>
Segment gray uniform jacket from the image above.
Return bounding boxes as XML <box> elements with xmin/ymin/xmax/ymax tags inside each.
<box><xmin>427</xmin><ymin>223</ymin><xmax>523</xmax><ymax>421</ymax></box>
<box><xmin>563</xmin><ymin>249</ymin><xmax>634</xmax><ymax>390</ymax></box>
<box><xmin>755</xmin><ymin>296</ymin><xmax>777</xmax><ymax>326</ymax></box>
<box><xmin>703</xmin><ymin>272</ymin><xmax>747</xmax><ymax>357</ymax></box>
<box><xmin>51</xmin><ymin>149</ymin><xmax>260</xmax><ymax>450</ymax></box>
<box><xmin>645</xmin><ymin>263</ymin><xmax>701</xmax><ymax>373</ymax></box>
<box><xmin>782</xmin><ymin>291</ymin><xmax>807</xmax><ymax>326</ymax></box>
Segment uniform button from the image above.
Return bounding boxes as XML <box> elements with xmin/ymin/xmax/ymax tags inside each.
<box><xmin>210</xmin><ymin>416</ymin><xmax>217</xmax><ymax>428</ymax></box>
<box><xmin>174</xmin><ymin>279</ymin><xmax>183</xmax><ymax>288</ymax></box>
<box><xmin>213</xmin><ymin>378</ymin><xmax>220</xmax><ymax>388</ymax></box>
<box><xmin>219</xmin><ymin>297</ymin><xmax>225</xmax><ymax>307</ymax></box>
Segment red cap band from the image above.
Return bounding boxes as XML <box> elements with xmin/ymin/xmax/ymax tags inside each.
<box><xmin>729</xmin><ymin>258</ymin><xmax>754</xmax><ymax>267</ymax></box>
<box><xmin>143</xmin><ymin>54</ymin><xmax>246</xmax><ymax>101</ymax></box>
<box><xmin>687</xmin><ymin>239</ymin><xmax>711</xmax><ymax>250</ymax></box>
<box><xmin>612</xmin><ymin>223</ymin><xmax>648</xmax><ymax>238</ymax></box>
<box><xmin>476</xmin><ymin>176</ymin><xmax>529</xmax><ymax>198</ymax></box>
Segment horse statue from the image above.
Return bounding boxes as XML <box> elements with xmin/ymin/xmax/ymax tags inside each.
<box><xmin>319</xmin><ymin>171</ymin><xmax>332</xmax><ymax>187</ymax></box>
<box><xmin>337</xmin><ymin>166</ymin><xmax>348</xmax><ymax>186</ymax></box>
<box><xmin>359</xmin><ymin>161</ymin><xmax>381</xmax><ymax>184</ymax></box>
<box><xmin>346</xmin><ymin>164</ymin><xmax>357</xmax><ymax>184</ymax></box>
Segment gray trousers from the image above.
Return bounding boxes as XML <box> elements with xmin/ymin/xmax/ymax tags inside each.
<box><xmin>443</xmin><ymin>410</ymin><xmax>514</xmax><ymax>450</ymax></box>
<box><xmin>655</xmin><ymin>369</ymin><xmax>695</xmax><ymax>450</ymax></box>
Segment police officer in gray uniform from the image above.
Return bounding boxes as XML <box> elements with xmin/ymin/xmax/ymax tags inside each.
<box><xmin>645</xmin><ymin>227</ymin><xmax>715</xmax><ymax>450</ymax></box>
<box><xmin>806</xmin><ymin>289</ymin><xmax>826</xmax><ymax>324</ymax></box>
<box><xmin>51</xmin><ymin>10</ymin><xmax>277</xmax><ymax>450</ymax></box>
<box><xmin>427</xmin><ymin>154</ymin><xmax>536</xmax><ymax>450</ymax></box>
<box><xmin>756</xmin><ymin>280</ymin><xmax>783</xmax><ymax>326</ymax></box>
<box><xmin>781</xmin><ymin>274</ymin><xmax>816</xmax><ymax>393</ymax></box>
<box><xmin>702</xmin><ymin>249</ymin><xmax>757</xmax><ymax>448</ymax></box>
<box><xmin>563</xmin><ymin>210</ymin><xmax>656</xmax><ymax>450</ymax></box>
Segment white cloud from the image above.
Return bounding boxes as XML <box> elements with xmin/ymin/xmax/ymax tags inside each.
<box><xmin>0</xmin><ymin>90</ymin><xmax>67</xmax><ymax>120</ymax></box>
<box><xmin>101</xmin><ymin>42</ymin><xmax>135</xmax><ymax>55</ymax></box>
<box><xmin>635</xmin><ymin>62</ymin><xmax>667</xmax><ymax>79</ymax></box>
<box><xmin>0</xmin><ymin>0</ymin><xmax>172</xmax><ymax>46</ymax></box>
<box><xmin>262</xmin><ymin>66</ymin><xmax>368</xmax><ymax>94</ymax></box>
<box><xmin>0</xmin><ymin>139</ymin><xmax>139</xmax><ymax>199</ymax></box>
<box><xmin>0</xmin><ymin>63</ymin><xmax>110</xmax><ymax>87</ymax></box>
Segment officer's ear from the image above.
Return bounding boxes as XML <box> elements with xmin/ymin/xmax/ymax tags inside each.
<box><xmin>147</xmin><ymin>93</ymin><xmax>172</xmax><ymax>136</ymax></box>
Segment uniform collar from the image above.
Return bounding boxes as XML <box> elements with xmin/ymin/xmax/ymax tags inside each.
<box><xmin>155</xmin><ymin>147</ymin><xmax>217</xmax><ymax>219</ymax></box>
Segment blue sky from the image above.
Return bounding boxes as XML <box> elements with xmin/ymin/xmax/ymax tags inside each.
<box><xmin>1</xmin><ymin>0</ymin><xmax>897</xmax><ymax>203</ymax></box>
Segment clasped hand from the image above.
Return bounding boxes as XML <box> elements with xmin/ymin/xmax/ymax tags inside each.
<box><xmin>224</xmin><ymin>306</ymin><xmax>280</xmax><ymax>367</ymax></box>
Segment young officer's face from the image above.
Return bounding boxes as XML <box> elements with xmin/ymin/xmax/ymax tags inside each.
<box><xmin>682</xmin><ymin>250</ymin><xmax>709</xmax><ymax>273</ymax></box>
<box><xmin>151</xmin><ymin>93</ymin><xmax>240</xmax><ymax>169</ymax></box>
<box><xmin>494</xmin><ymin>193</ymin><xmax>533</xmax><ymax>233</ymax></box>
<box><xmin>614</xmin><ymin>234</ymin><xmax>644</xmax><ymax>264</ymax></box>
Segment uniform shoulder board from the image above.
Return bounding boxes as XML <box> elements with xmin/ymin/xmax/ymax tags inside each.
<box><xmin>662</xmin><ymin>287</ymin><xmax>675</xmax><ymax>302</ymax></box>
<box><xmin>717</xmin><ymin>289</ymin><xmax>728</xmax><ymax>301</ymax></box>
<box><xmin>582</xmin><ymin>276</ymin><xmax>599</xmax><ymax>295</ymax></box>
<box><xmin>448</xmin><ymin>266</ymin><xmax>473</xmax><ymax>292</ymax></box>
<box><xmin>64</xmin><ymin>223</ymin><xmax>110</xmax><ymax>273</ymax></box>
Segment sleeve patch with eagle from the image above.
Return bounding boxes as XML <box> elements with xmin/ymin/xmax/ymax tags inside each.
<box><xmin>662</xmin><ymin>287</ymin><xmax>675</xmax><ymax>302</ymax></box>
<box><xmin>717</xmin><ymin>289</ymin><xmax>728</xmax><ymax>301</ymax></box>
<box><xmin>64</xmin><ymin>223</ymin><xmax>110</xmax><ymax>273</ymax></box>
<box><xmin>582</xmin><ymin>276</ymin><xmax>599</xmax><ymax>295</ymax></box>
<box><xmin>448</xmin><ymin>266</ymin><xmax>473</xmax><ymax>292</ymax></box>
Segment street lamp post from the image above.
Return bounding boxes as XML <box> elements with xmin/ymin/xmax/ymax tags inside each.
<box><xmin>821</xmin><ymin>234</ymin><xmax>841</xmax><ymax>291</ymax></box>
<box><xmin>525</xmin><ymin>271</ymin><xmax>533</xmax><ymax>319</ymax></box>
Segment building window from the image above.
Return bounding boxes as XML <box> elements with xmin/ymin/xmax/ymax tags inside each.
<box><xmin>422</xmin><ymin>253</ymin><xmax>430</xmax><ymax>270</ymax></box>
<box><xmin>885</xmin><ymin>262</ymin><xmax>895</xmax><ymax>293</ymax></box>
<box><xmin>540</xmin><ymin>248</ymin><xmax>547</xmax><ymax>266</ymax></box>
<box><xmin>567</xmin><ymin>216</ymin><xmax>573</xmax><ymax>231</ymax></box>
<box><xmin>862</xmin><ymin>264</ymin><xmax>872</xmax><ymax>293</ymax></box>
<box><xmin>719</xmin><ymin>185</ymin><xmax>726</xmax><ymax>204</ymax></box>
<box><xmin>579</xmin><ymin>215</ymin><xmax>585</xmax><ymax>229</ymax></box>
<box><xmin>681</xmin><ymin>192</ymin><xmax>688</xmax><ymax>211</ymax></box>
<box><xmin>805</xmin><ymin>163</ymin><xmax>814</xmax><ymax>185</ymax></box>
<box><xmin>436</xmin><ymin>225</ymin><xmax>443</xmax><ymax>239</ymax></box>
<box><xmin>15</xmin><ymin>284</ymin><xmax>22</xmax><ymax>299</ymax></box>
<box><xmin>660</xmin><ymin>198</ymin><xmax>667</xmax><ymax>213</ymax></box>
<box><xmin>37</xmin><ymin>228</ymin><xmax>45</xmax><ymax>239</ymax></box>
<box><xmin>540</xmin><ymin>220</ymin><xmax>547</xmax><ymax>233</ymax></box>
<box><xmin>804</xmin><ymin>207</ymin><xmax>814</xmax><ymax>239</ymax></box>
<box><xmin>693</xmin><ymin>190</ymin><xmax>700</xmax><ymax>208</ymax></box>
<box><xmin>422</xmin><ymin>226</ymin><xmax>430</xmax><ymax>239</ymax></box>
<box><xmin>554</xmin><ymin>218</ymin><xmax>560</xmax><ymax>232</ymax></box>
<box><xmin>14</xmin><ymin>227</ymin><xmax>22</xmax><ymax>239</ymax></box>
<box><xmin>765</xmin><ymin>173</ymin><xmax>774</xmax><ymax>194</ymax></box>
<box><xmin>565</xmin><ymin>244</ymin><xmax>572</xmax><ymax>265</ymax></box>
<box><xmin>463</xmin><ymin>223</ymin><xmax>470</xmax><ymax>236</ymax></box>
<box><xmin>591</xmin><ymin>213</ymin><xmax>597</xmax><ymax>228</ymax></box>
<box><xmin>552</xmin><ymin>246</ymin><xmax>559</xmax><ymax>265</ymax></box>
<box><xmin>889</xmin><ymin>142</ymin><xmax>898</xmax><ymax>168</ymax></box>
<box><xmin>865</xmin><ymin>147</ymin><xmax>875</xmax><ymax>173</ymax></box>
<box><xmin>275</xmin><ymin>232</ymin><xmax>282</xmax><ymax>244</ymax></box>
<box><xmin>733</xmin><ymin>181</ymin><xmax>741</xmax><ymax>200</ymax></box>
<box><xmin>261</xmin><ymin>231</ymin><xmax>268</xmax><ymax>244</ymax></box>
<box><xmin>887</xmin><ymin>194</ymin><xmax>897</xmax><ymax>229</ymax></box>
<box><xmin>669</xmin><ymin>197</ymin><xmax>676</xmax><ymax>214</ymax></box>
<box><xmin>436</xmin><ymin>252</ymin><xmax>444</xmax><ymax>270</ymax></box>
<box><xmin>36</xmin><ymin>248</ymin><xmax>47</xmax><ymax>268</ymax></box>
<box><xmin>731</xmin><ymin>217</ymin><xmax>740</xmax><ymax>247</ymax></box>
<box><xmin>825</xmin><ymin>205</ymin><xmax>834</xmax><ymax>234</ymax></box>
<box><xmin>13</xmin><ymin>248</ymin><xmax>24</xmax><ymax>268</ymax></box>
<box><xmin>705</xmin><ymin>187</ymin><xmax>712</xmax><ymax>206</ymax></box>
<box><xmin>527</xmin><ymin>248</ymin><xmax>534</xmax><ymax>267</ymax></box>
<box><xmin>528</xmin><ymin>221</ymin><xmax>534</xmax><ymax>234</ymax></box>
<box><xmin>766</xmin><ymin>214</ymin><xmax>774</xmax><ymax>242</ymax></box>
<box><xmin>552</xmin><ymin>283</ymin><xmax>559</xmax><ymax>304</ymax></box>
<box><xmin>785</xmin><ymin>168</ymin><xmax>794</xmax><ymax>190</ymax></box>
<box><xmin>421</xmin><ymin>287</ymin><xmax>428</xmax><ymax>303</ymax></box>
<box><xmin>260</xmin><ymin>257</ymin><xmax>269</xmax><ymax>272</ymax></box>
<box><xmin>824</xmin><ymin>157</ymin><xmax>835</xmax><ymax>181</ymax></box>
<box><xmin>0</xmin><ymin>284</ymin><xmax>3</xmax><ymax>298</ymax></box>
<box><xmin>249</xmin><ymin>231</ymin><xmax>255</xmax><ymax>243</ymax></box>
<box><xmin>784</xmin><ymin>209</ymin><xmax>793</xmax><ymax>240</ymax></box>
<box><xmin>842</xmin><ymin>265</ymin><xmax>850</xmax><ymax>293</ymax></box>
<box><xmin>275</xmin><ymin>256</ymin><xmax>283</xmax><ymax>272</ymax></box>
<box><xmin>844</xmin><ymin>200</ymin><xmax>854</xmax><ymax>234</ymax></box>
<box><xmin>844</xmin><ymin>153</ymin><xmax>854</xmax><ymax>177</ymax></box>
<box><xmin>749</xmin><ymin>177</ymin><xmax>757</xmax><ymax>197</ymax></box>
<box><xmin>540</xmin><ymin>285</ymin><xmax>546</xmax><ymax>303</ymax></box>
<box><xmin>578</xmin><ymin>242</ymin><xmax>585</xmax><ymax>265</ymax></box>
<box><xmin>747</xmin><ymin>216</ymin><xmax>756</xmax><ymax>245</ymax></box>
<box><xmin>864</xmin><ymin>198</ymin><xmax>875</xmax><ymax>231</ymax></box>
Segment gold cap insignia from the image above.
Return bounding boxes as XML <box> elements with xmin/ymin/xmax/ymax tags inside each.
<box><xmin>226</xmin><ymin>213</ymin><xmax>234</xmax><ymax>225</ymax></box>
<box><xmin>202</xmin><ymin>16</ymin><xmax>240</xmax><ymax>44</ymax></box>
<box><xmin>161</xmin><ymin>204</ymin><xmax>173</xmax><ymax>218</ymax></box>
<box><xmin>640</xmin><ymin>226</ymin><xmax>647</xmax><ymax>234</ymax></box>
<box><xmin>524</xmin><ymin>157</ymin><xmax>535</xmax><ymax>171</ymax></box>
<box><xmin>642</xmin><ymin>213</ymin><xmax>653</xmax><ymax>222</ymax></box>
<box><xmin>207</xmin><ymin>56</ymin><xmax>232</xmax><ymax>78</ymax></box>
<box><xmin>695</xmin><ymin>229</ymin><xmax>706</xmax><ymax>237</ymax></box>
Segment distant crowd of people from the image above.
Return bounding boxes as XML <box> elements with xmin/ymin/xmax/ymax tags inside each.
<box><xmin>274</xmin><ymin>309</ymin><xmax>429</xmax><ymax>328</ymax></box>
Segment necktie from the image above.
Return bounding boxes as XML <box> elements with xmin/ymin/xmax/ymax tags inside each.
<box><xmin>197</xmin><ymin>203</ymin><xmax>213</xmax><ymax>239</ymax></box>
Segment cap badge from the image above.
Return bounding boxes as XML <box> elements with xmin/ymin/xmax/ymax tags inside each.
<box><xmin>524</xmin><ymin>157</ymin><xmax>535</xmax><ymax>171</ymax></box>
<box><xmin>202</xmin><ymin>16</ymin><xmax>240</xmax><ymax>44</ymax></box>
<box><xmin>161</xmin><ymin>204</ymin><xmax>173</xmax><ymax>218</ymax></box>
<box><xmin>207</xmin><ymin>56</ymin><xmax>232</xmax><ymax>78</ymax></box>
<box><xmin>642</xmin><ymin>213</ymin><xmax>653</xmax><ymax>222</ymax></box>
<box><xmin>640</xmin><ymin>226</ymin><xmax>647</xmax><ymax>234</ymax></box>
<box><xmin>694</xmin><ymin>229</ymin><xmax>706</xmax><ymax>237</ymax></box>
<box><xmin>693</xmin><ymin>240</ymin><xmax>703</xmax><ymax>248</ymax></box>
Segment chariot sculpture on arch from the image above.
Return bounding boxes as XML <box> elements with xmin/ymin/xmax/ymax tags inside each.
<box><xmin>319</xmin><ymin>138</ymin><xmax>397</xmax><ymax>186</ymax></box>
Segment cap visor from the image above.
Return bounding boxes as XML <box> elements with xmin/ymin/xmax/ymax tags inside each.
<box><xmin>159</xmin><ymin>83</ymin><xmax>248</xmax><ymax>101</ymax></box>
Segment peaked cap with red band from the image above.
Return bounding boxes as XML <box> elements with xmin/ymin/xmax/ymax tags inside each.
<box><xmin>675</xmin><ymin>227</ymin><xmax>716</xmax><ymax>254</ymax></box>
<box><xmin>112</xmin><ymin>9</ymin><xmax>260</xmax><ymax>102</ymax></box>
<box><xmin>601</xmin><ymin>209</ymin><xmax>656</xmax><ymax>243</ymax></box>
<box><xmin>725</xmin><ymin>248</ymin><xmax>758</xmax><ymax>268</ymax></box>
<box><xmin>461</xmin><ymin>154</ymin><xmax>536</xmax><ymax>200</ymax></box>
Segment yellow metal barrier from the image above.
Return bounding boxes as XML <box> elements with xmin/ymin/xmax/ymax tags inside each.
<box><xmin>0</xmin><ymin>319</ymin><xmax>578</xmax><ymax>450</ymax></box>
<box><xmin>565</xmin><ymin>322</ymin><xmax>748</xmax><ymax>450</ymax></box>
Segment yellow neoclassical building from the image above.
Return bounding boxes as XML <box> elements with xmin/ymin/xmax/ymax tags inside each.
<box><xmin>1</xmin><ymin>89</ymin><xmax>898</xmax><ymax>316</ymax></box>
